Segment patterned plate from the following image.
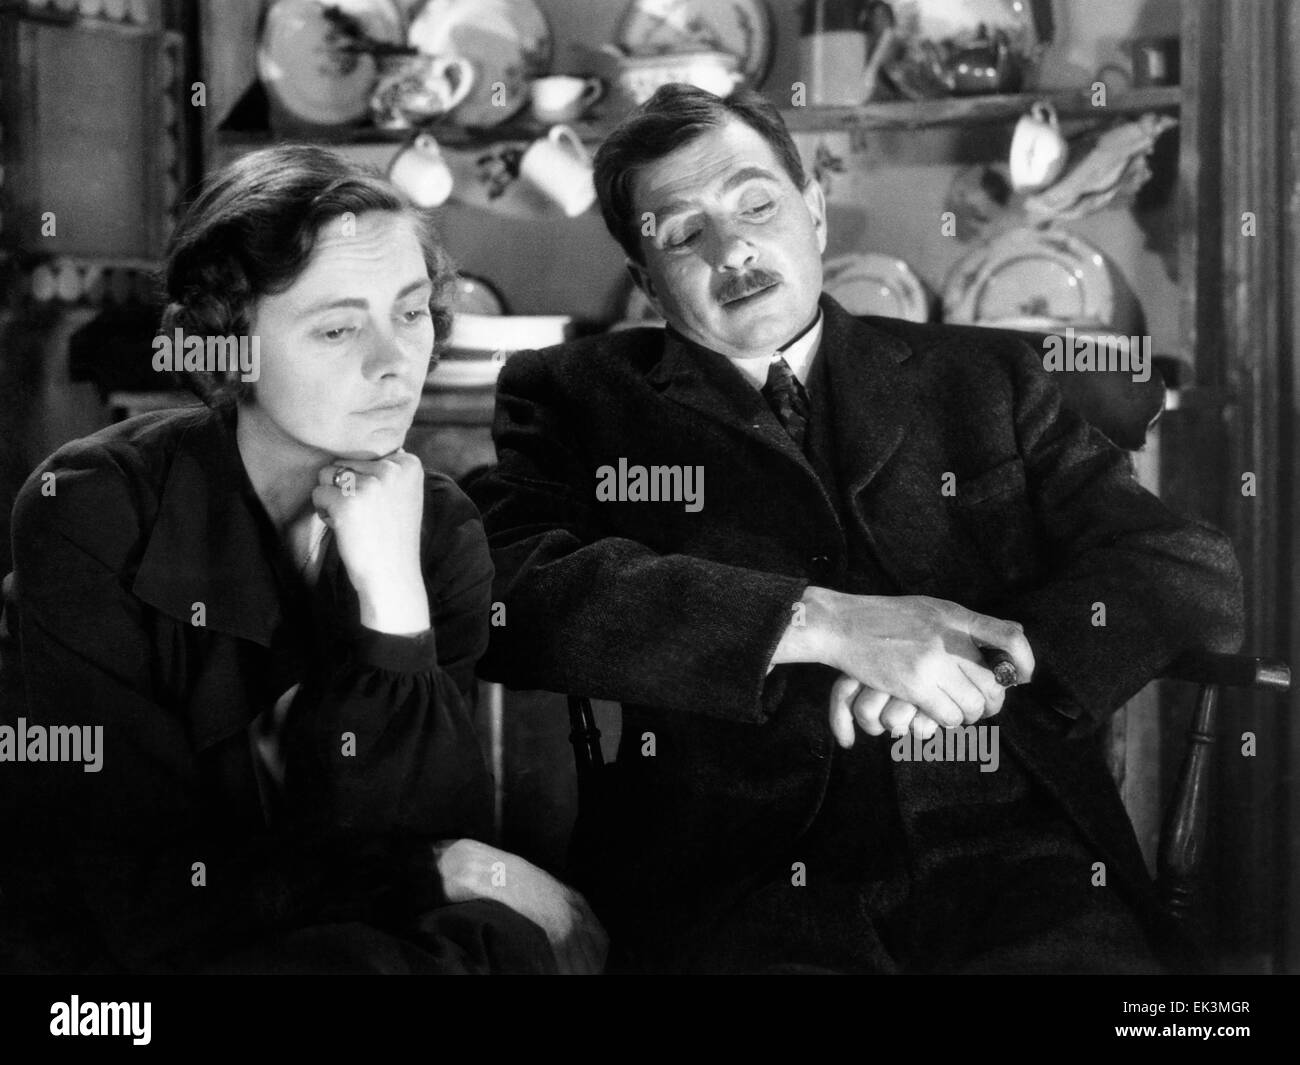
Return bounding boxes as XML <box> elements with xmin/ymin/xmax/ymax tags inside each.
<box><xmin>407</xmin><ymin>0</ymin><xmax>552</xmax><ymax>126</ymax></box>
<box><xmin>616</xmin><ymin>0</ymin><xmax>775</xmax><ymax>89</ymax></box>
<box><xmin>257</xmin><ymin>0</ymin><xmax>405</xmax><ymax>126</ymax></box>
<box><xmin>823</xmin><ymin>252</ymin><xmax>930</xmax><ymax>322</ymax></box>
<box><xmin>942</xmin><ymin>227</ymin><xmax>1117</xmax><ymax>328</ymax></box>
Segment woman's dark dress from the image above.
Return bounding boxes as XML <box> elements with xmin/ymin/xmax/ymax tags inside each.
<box><xmin>0</xmin><ymin>403</ymin><xmax>551</xmax><ymax>973</ymax></box>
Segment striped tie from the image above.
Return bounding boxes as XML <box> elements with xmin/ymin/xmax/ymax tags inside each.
<box><xmin>762</xmin><ymin>355</ymin><xmax>810</xmax><ymax>449</ymax></box>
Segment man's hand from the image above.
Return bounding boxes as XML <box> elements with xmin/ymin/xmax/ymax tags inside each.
<box><xmin>433</xmin><ymin>839</ymin><xmax>608</xmax><ymax>975</ymax></box>
<box><xmin>775</xmin><ymin>589</ymin><xmax>1034</xmax><ymax>746</ymax></box>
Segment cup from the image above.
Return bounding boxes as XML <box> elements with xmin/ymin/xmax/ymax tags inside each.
<box><xmin>518</xmin><ymin>125</ymin><xmax>596</xmax><ymax>217</ymax></box>
<box><xmin>530</xmin><ymin>75</ymin><xmax>605</xmax><ymax>124</ymax></box>
<box><xmin>388</xmin><ymin>133</ymin><xmax>455</xmax><ymax>208</ymax></box>
<box><xmin>370</xmin><ymin>53</ymin><xmax>475</xmax><ymax>130</ymax></box>
<box><xmin>1009</xmin><ymin>101</ymin><xmax>1068</xmax><ymax>192</ymax></box>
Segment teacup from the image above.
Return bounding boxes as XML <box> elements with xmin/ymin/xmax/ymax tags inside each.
<box><xmin>388</xmin><ymin>133</ymin><xmax>455</xmax><ymax>208</ymax></box>
<box><xmin>1009</xmin><ymin>101</ymin><xmax>1068</xmax><ymax>192</ymax></box>
<box><xmin>530</xmin><ymin>75</ymin><xmax>605</xmax><ymax>124</ymax></box>
<box><xmin>370</xmin><ymin>53</ymin><xmax>475</xmax><ymax>129</ymax></box>
<box><xmin>518</xmin><ymin>125</ymin><xmax>595</xmax><ymax>217</ymax></box>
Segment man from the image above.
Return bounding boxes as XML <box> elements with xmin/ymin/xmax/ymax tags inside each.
<box><xmin>468</xmin><ymin>85</ymin><xmax>1243</xmax><ymax>974</ymax></box>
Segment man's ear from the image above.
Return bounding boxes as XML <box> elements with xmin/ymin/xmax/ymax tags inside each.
<box><xmin>801</xmin><ymin>177</ymin><xmax>829</xmax><ymax>256</ymax></box>
<box><xmin>625</xmin><ymin>258</ymin><xmax>668</xmax><ymax>319</ymax></box>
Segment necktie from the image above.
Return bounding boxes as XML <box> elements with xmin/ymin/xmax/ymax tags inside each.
<box><xmin>762</xmin><ymin>355</ymin><xmax>810</xmax><ymax>449</ymax></box>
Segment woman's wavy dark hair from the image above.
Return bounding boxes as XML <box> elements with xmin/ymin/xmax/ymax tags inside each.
<box><xmin>159</xmin><ymin>143</ymin><xmax>457</xmax><ymax>407</ymax></box>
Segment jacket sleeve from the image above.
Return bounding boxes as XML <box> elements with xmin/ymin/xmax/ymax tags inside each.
<box><xmin>995</xmin><ymin>339</ymin><xmax>1245</xmax><ymax>734</ymax></box>
<box><xmin>468</xmin><ymin>349</ymin><xmax>807</xmax><ymax>723</ymax></box>
<box><xmin>6</xmin><ymin>455</ymin><xmax>493</xmax><ymax>972</ymax></box>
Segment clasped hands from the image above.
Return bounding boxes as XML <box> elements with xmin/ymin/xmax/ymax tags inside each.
<box><xmin>776</xmin><ymin>589</ymin><xmax>1036</xmax><ymax>746</ymax></box>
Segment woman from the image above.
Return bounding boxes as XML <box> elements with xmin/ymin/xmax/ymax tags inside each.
<box><xmin>1</xmin><ymin>145</ymin><xmax>604</xmax><ymax>974</ymax></box>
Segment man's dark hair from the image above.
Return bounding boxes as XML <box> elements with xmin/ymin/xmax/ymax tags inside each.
<box><xmin>593</xmin><ymin>85</ymin><xmax>809</xmax><ymax>264</ymax></box>
<box><xmin>158</xmin><ymin>143</ymin><xmax>457</xmax><ymax>407</ymax></box>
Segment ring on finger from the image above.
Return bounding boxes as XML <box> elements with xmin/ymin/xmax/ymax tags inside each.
<box><xmin>332</xmin><ymin>465</ymin><xmax>357</xmax><ymax>490</ymax></box>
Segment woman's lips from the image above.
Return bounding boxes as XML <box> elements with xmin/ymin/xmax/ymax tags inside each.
<box><xmin>357</xmin><ymin>399</ymin><xmax>413</xmax><ymax>416</ymax></box>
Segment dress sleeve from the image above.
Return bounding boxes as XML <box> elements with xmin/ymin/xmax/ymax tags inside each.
<box><xmin>277</xmin><ymin>476</ymin><xmax>496</xmax><ymax>843</ymax></box>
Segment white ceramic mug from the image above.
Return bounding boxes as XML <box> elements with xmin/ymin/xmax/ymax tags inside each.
<box><xmin>1009</xmin><ymin>101</ymin><xmax>1069</xmax><ymax>192</ymax></box>
<box><xmin>530</xmin><ymin>75</ymin><xmax>605</xmax><ymax>124</ymax></box>
<box><xmin>388</xmin><ymin>133</ymin><xmax>455</xmax><ymax>208</ymax></box>
<box><xmin>518</xmin><ymin>125</ymin><xmax>595</xmax><ymax>217</ymax></box>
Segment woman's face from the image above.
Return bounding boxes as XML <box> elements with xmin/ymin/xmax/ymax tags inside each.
<box><xmin>243</xmin><ymin>210</ymin><xmax>436</xmax><ymax>462</ymax></box>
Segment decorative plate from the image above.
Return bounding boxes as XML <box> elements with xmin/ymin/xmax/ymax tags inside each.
<box><xmin>257</xmin><ymin>0</ymin><xmax>405</xmax><ymax>126</ymax></box>
<box><xmin>823</xmin><ymin>253</ymin><xmax>930</xmax><ymax>322</ymax></box>
<box><xmin>407</xmin><ymin>0</ymin><xmax>552</xmax><ymax>126</ymax></box>
<box><xmin>942</xmin><ymin>227</ymin><xmax>1117</xmax><ymax>328</ymax></box>
<box><xmin>615</xmin><ymin>0</ymin><xmax>775</xmax><ymax>89</ymax></box>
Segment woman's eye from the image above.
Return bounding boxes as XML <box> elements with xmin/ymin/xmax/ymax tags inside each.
<box><xmin>402</xmin><ymin>307</ymin><xmax>431</xmax><ymax>324</ymax></box>
<box><xmin>744</xmin><ymin>200</ymin><xmax>775</xmax><ymax>217</ymax></box>
<box><xmin>319</xmin><ymin>326</ymin><xmax>355</xmax><ymax>341</ymax></box>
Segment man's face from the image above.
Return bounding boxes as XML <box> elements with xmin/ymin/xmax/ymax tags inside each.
<box><xmin>628</xmin><ymin>117</ymin><xmax>827</xmax><ymax>360</ymax></box>
<box><xmin>244</xmin><ymin>210</ymin><xmax>434</xmax><ymax>462</ymax></box>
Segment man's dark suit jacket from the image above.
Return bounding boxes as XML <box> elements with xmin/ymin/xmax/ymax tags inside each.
<box><xmin>469</xmin><ymin>293</ymin><xmax>1244</xmax><ymax>967</ymax></box>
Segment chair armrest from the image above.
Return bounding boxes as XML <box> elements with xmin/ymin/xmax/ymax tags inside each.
<box><xmin>1162</xmin><ymin>651</ymin><xmax>1291</xmax><ymax>692</ymax></box>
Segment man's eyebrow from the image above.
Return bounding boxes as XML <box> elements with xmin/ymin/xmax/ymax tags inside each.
<box><xmin>297</xmin><ymin>278</ymin><xmax>432</xmax><ymax>315</ymax></box>
<box><xmin>650</xmin><ymin>166</ymin><xmax>783</xmax><ymax>222</ymax></box>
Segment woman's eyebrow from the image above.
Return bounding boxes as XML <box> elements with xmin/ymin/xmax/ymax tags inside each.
<box><xmin>297</xmin><ymin>278</ymin><xmax>433</xmax><ymax>316</ymax></box>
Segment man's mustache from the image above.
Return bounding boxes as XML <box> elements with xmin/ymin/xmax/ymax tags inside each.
<box><xmin>716</xmin><ymin>268</ymin><xmax>782</xmax><ymax>305</ymax></box>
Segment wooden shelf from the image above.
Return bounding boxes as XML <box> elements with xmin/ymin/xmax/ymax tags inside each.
<box><xmin>779</xmin><ymin>86</ymin><xmax>1182</xmax><ymax>133</ymax></box>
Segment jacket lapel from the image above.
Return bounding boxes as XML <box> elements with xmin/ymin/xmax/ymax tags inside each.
<box><xmin>132</xmin><ymin>406</ymin><xmax>286</xmax><ymax>648</ymax></box>
<box><xmin>818</xmin><ymin>295</ymin><xmax>917</xmax><ymax>501</ymax></box>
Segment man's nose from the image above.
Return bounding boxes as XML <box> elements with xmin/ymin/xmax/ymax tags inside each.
<box><xmin>709</xmin><ymin>225</ymin><xmax>758</xmax><ymax>272</ymax></box>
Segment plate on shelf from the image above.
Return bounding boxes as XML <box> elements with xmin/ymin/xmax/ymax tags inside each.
<box><xmin>451</xmin><ymin>273</ymin><xmax>507</xmax><ymax>316</ymax></box>
<box><xmin>257</xmin><ymin>0</ymin><xmax>405</xmax><ymax>126</ymax></box>
<box><xmin>823</xmin><ymin>253</ymin><xmax>930</xmax><ymax>322</ymax></box>
<box><xmin>942</xmin><ymin>227</ymin><xmax>1117</xmax><ymax>327</ymax></box>
<box><xmin>427</xmin><ymin>355</ymin><xmax>506</xmax><ymax>388</ymax></box>
<box><xmin>407</xmin><ymin>0</ymin><xmax>552</xmax><ymax>127</ymax></box>
<box><xmin>615</xmin><ymin>0</ymin><xmax>775</xmax><ymax>89</ymax></box>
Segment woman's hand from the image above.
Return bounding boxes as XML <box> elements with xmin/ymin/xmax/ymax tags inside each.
<box><xmin>433</xmin><ymin>839</ymin><xmax>609</xmax><ymax>975</ymax></box>
<box><xmin>312</xmin><ymin>449</ymin><xmax>430</xmax><ymax>635</ymax></box>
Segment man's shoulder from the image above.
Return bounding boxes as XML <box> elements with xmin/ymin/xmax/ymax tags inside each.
<box><xmin>853</xmin><ymin>314</ymin><xmax>1038</xmax><ymax>376</ymax></box>
<box><xmin>502</xmin><ymin>327</ymin><xmax>667</xmax><ymax>387</ymax></box>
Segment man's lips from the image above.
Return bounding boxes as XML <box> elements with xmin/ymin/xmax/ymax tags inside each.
<box><xmin>719</xmin><ymin>280</ymin><xmax>779</xmax><ymax>307</ymax></box>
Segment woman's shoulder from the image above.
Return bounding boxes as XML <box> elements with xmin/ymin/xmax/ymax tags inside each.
<box><xmin>13</xmin><ymin>405</ymin><xmax>218</xmax><ymax>537</ymax></box>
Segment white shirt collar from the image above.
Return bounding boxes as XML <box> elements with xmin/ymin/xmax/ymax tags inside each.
<box><xmin>726</xmin><ymin>309</ymin><xmax>823</xmax><ymax>391</ymax></box>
